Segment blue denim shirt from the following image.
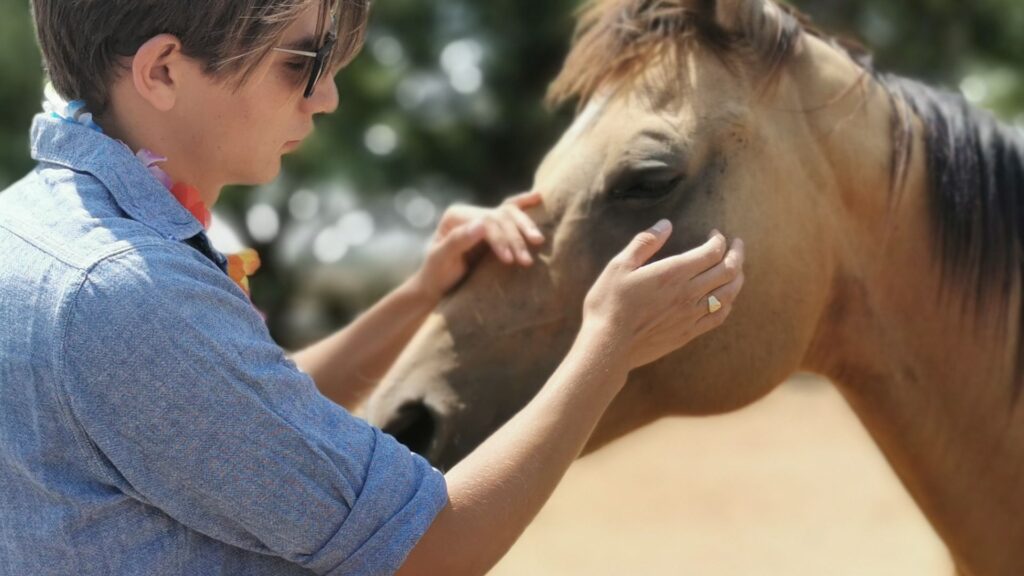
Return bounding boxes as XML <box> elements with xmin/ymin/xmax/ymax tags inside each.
<box><xmin>0</xmin><ymin>114</ymin><xmax>447</xmax><ymax>576</ymax></box>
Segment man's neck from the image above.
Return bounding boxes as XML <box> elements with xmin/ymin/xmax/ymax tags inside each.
<box><xmin>97</xmin><ymin>108</ymin><xmax>222</xmax><ymax>209</ymax></box>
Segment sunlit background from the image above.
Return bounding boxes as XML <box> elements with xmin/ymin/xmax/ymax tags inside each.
<box><xmin>1</xmin><ymin>0</ymin><xmax>1022</xmax><ymax>350</ymax></box>
<box><xmin>2</xmin><ymin>1</ymin><xmax>1022</xmax><ymax>573</ymax></box>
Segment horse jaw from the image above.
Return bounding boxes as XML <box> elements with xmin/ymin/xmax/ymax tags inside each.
<box><xmin>366</xmin><ymin>238</ymin><xmax>585</xmax><ymax>469</ymax></box>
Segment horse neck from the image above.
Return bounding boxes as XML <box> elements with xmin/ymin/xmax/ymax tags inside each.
<box><xmin>796</xmin><ymin>49</ymin><xmax>1024</xmax><ymax>573</ymax></box>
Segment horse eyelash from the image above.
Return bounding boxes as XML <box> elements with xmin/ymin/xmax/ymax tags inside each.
<box><xmin>609</xmin><ymin>174</ymin><xmax>685</xmax><ymax>200</ymax></box>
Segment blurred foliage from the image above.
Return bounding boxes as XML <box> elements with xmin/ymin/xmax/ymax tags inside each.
<box><xmin>1</xmin><ymin>0</ymin><xmax>1022</xmax><ymax>347</ymax></box>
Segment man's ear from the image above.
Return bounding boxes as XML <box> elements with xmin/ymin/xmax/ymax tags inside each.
<box><xmin>130</xmin><ymin>34</ymin><xmax>185</xmax><ymax>112</ymax></box>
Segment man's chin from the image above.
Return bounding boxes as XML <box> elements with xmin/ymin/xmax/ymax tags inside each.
<box><xmin>235</xmin><ymin>161</ymin><xmax>283</xmax><ymax>187</ymax></box>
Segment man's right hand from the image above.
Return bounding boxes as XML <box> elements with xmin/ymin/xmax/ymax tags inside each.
<box><xmin>582</xmin><ymin>219</ymin><xmax>745</xmax><ymax>370</ymax></box>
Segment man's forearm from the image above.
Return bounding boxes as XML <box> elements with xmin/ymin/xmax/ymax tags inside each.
<box><xmin>398</xmin><ymin>322</ymin><xmax>629</xmax><ymax>576</ymax></box>
<box><xmin>291</xmin><ymin>275</ymin><xmax>438</xmax><ymax>410</ymax></box>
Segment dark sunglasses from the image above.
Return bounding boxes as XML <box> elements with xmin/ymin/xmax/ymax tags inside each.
<box><xmin>272</xmin><ymin>4</ymin><xmax>338</xmax><ymax>98</ymax></box>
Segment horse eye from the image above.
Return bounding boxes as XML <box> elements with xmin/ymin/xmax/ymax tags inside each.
<box><xmin>609</xmin><ymin>175</ymin><xmax>684</xmax><ymax>201</ymax></box>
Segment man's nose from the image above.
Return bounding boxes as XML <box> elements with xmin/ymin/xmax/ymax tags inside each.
<box><xmin>304</xmin><ymin>75</ymin><xmax>339</xmax><ymax>115</ymax></box>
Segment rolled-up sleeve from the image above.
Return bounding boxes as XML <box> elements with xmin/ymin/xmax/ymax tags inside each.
<box><xmin>59</xmin><ymin>244</ymin><xmax>447</xmax><ymax>576</ymax></box>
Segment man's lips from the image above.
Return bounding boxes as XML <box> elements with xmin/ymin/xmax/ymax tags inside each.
<box><xmin>285</xmin><ymin>130</ymin><xmax>312</xmax><ymax>148</ymax></box>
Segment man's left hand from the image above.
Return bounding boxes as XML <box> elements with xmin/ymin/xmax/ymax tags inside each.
<box><xmin>412</xmin><ymin>191</ymin><xmax>545</xmax><ymax>302</ymax></box>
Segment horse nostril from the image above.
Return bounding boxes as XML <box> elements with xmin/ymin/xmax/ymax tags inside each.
<box><xmin>381</xmin><ymin>401</ymin><xmax>437</xmax><ymax>458</ymax></box>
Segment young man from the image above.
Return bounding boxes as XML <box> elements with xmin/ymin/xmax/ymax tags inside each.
<box><xmin>0</xmin><ymin>1</ymin><xmax>745</xmax><ymax>574</ymax></box>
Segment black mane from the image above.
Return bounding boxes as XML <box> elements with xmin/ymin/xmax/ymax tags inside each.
<box><xmin>777</xmin><ymin>9</ymin><xmax>1024</xmax><ymax>392</ymax></box>
<box><xmin>881</xmin><ymin>75</ymin><xmax>1024</xmax><ymax>392</ymax></box>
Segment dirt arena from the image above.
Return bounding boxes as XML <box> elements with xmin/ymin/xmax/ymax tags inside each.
<box><xmin>489</xmin><ymin>374</ymin><xmax>954</xmax><ymax>575</ymax></box>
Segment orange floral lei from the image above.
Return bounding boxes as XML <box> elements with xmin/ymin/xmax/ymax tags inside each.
<box><xmin>167</xmin><ymin>180</ymin><xmax>261</xmax><ymax>298</ymax></box>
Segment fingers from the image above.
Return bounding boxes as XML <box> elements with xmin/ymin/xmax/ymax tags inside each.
<box><xmin>504</xmin><ymin>190</ymin><xmax>544</xmax><ymax>210</ymax></box>
<box><xmin>482</xmin><ymin>219</ymin><xmax>515</xmax><ymax>264</ymax></box>
<box><xmin>692</xmin><ymin>243</ymin><xmax>745</xmax><ymax>332</ymax></box>
<box><xmin>482</xmin><ymin>201</ymin><xmax>545</xmax><ymax>266</ymax></box>
<box><xmin>694</xmin><ymin>269</ymin><xmax>744</xmax><ymax>331</ymax></box>
<box><xmin>432</xmin><ymin>193</ymin><xmax>546</xmax><ymax>268</ymax></box>
<box><xmin>613</xmin><ymin>219</ymin><xmax>673</xmax><ymax>271</ymax></box>
<box><xmin>505</xmin><ymin>204</ymin><xmax>545</xmax><ymax>246</ymax></box>
<box><xmin>640</xmin><ymin>229</ymin><xmax>728</xmax><ymax>280</ymax></box>
<box><xmin>501</xmin><ymin>192</ymin><xmax>546</xmax><ymax>247</ymax></box>
<box><xmin>715</xmin><ymin>270</ymin><xmax>744</xmax><ymax>308</ymax></box>
<box><xmin>438</xmin><ymin>219</ymin><xmax>487</xmax><ymax>255</ymax></box>
<box><xmin>435</xmin><ymin>204</ymin><xmax>474</xmax><ymax>239</ymax></box>
<box><xmin>702</xmin><ymin>268</ymin><xmax>744</xmax><ymax>314</ymax></box>
<box><xmin>691</xmin><ymin>238</ymin><xmax>745</xmax><ymax>301</ymax></box>
<box><xmin>497</xmin><ymin>216</ymin><xmax>534</xmax><ymax>266</ymax></box>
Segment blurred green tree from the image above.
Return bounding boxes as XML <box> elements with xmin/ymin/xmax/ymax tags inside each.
<box><xmin>0</xmin><ymin>0</ymin><xmax>44</xmax><ymax>188</ymax></box>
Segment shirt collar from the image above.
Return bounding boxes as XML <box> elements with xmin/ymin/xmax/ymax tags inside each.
<box><xmin>30</xmin><ymin>113</ymin><xmax>205</xmax><ymax>242</ymax></box>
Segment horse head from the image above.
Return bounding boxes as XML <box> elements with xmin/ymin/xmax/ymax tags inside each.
<box><xmin>364</xmin><ymin>0</ymin><xmax>894</xmax><ymax>468</ymax></box>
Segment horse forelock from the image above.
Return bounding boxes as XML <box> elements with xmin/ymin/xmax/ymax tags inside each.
<box><xmin>549</xmin><ymin>0</ymin><xmax>731</xmax><ymax>110</ymax></box>
<box><xmin>548</xmin><ymin>0</ymin><xmax>834</xmax><ymax>111</ymax></box>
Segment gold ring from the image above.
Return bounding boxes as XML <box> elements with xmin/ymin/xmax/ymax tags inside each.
<box><xmin>708</xmin><ymin>295</ymin><xmax>722</xmax><ymax>314</ymax></box>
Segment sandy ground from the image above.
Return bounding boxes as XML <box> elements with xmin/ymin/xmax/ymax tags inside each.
<box><xmin>489</xmin><ymin>375</ymin><xmax>954</xmax><ymax>575</ymax></box>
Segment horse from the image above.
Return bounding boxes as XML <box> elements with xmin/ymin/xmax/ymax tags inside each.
<box><xmin>364</xmin><ymin>0</ymin><xmax>1024</xmax><ymax>573</ymax></box>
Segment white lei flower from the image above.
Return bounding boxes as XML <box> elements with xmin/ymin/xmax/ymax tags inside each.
<box><xmin>43</xmin><ymin>83</ymin><xmax>101</xmax><ymax>132</ymax></box>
